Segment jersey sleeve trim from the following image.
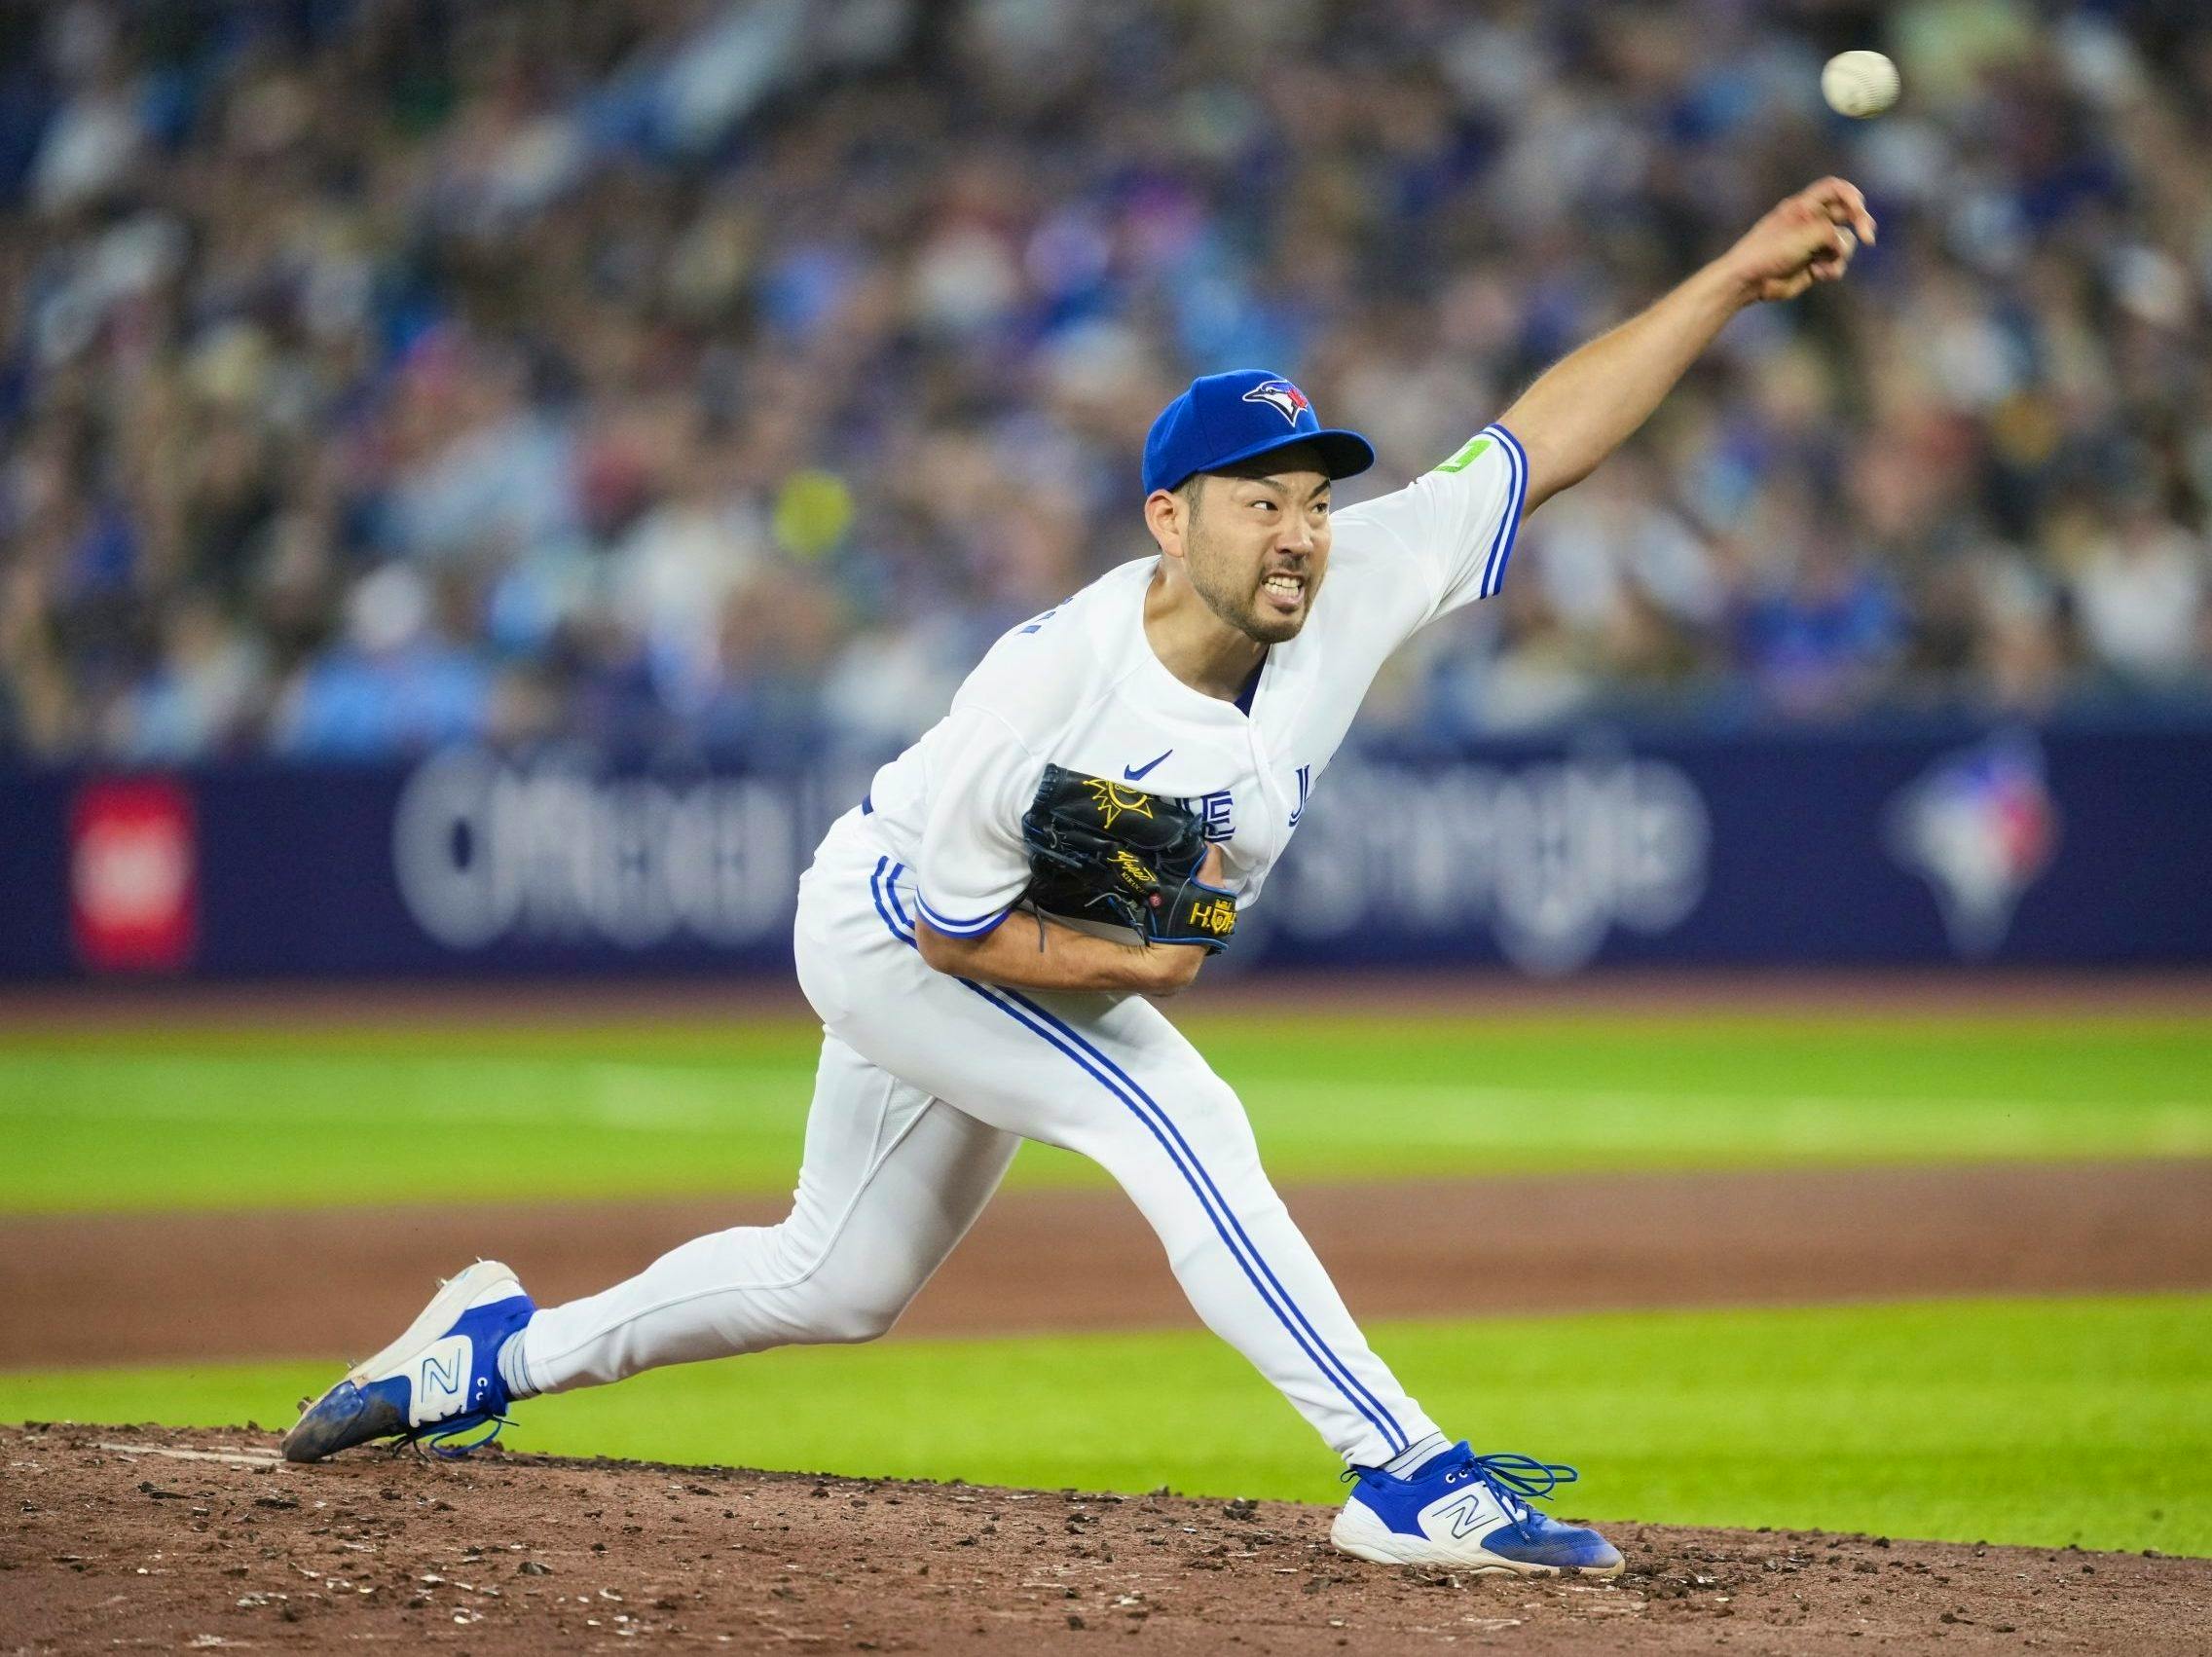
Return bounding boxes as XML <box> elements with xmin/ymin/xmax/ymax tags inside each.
<box><xmin>1476</xmin><ymin>423</ymin><xmax>1530</xmax><ymax>600</ymax></box>
<box><xmin>914</xmin><ymin>894</ymin><xmax>1015</xmax><ymax>938</ymax></box>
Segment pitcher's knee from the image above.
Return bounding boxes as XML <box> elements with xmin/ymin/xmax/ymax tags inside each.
<box><xmin>725</xmin><ymin>1227</ymin><xmax>912</xmax><ymax>1346</ymax></box>
<box><xmin>773</xmin><ymin>1257</ymin><xmax>912</xmax><ymax>1344</ymax></box>
<box><xmin>793</xmin><ymin>1292</ymin><xmax>904</xmax><ymax>1344</ymax></box>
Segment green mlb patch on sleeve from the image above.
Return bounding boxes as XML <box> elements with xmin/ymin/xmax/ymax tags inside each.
<box><xmin>1434</xmin><ymin>435</ymin><xmax>1492</xmax><ymax>473</ymax></box>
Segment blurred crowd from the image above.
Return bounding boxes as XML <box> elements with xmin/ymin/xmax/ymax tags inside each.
<box><xmin>3</xmin><ymin>0</ymin><xmax>2210</xmax><ymax>764</ymax></box>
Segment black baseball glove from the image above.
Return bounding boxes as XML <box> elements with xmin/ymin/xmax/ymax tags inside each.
<box><xmin>1020</xmin><ymin>764</ymin><xmax>1238</xmax><ymax>952</ymax></box>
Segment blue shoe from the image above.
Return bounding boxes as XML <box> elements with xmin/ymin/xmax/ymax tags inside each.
<box><xmin>1332</xmin><ymin>1444</ymin><xmax>1624</xmax><ymax>1576</ymax></box>
<box><xmin>281</xmin><ymin>1260</ymin><xmax>535</xmax><ymax>1463</ymax></box>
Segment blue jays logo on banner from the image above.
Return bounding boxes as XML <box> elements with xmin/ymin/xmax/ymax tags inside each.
<box><xmin>1885</xmin><ymin>731</ymin><xmax>2059</xmax><ymax>957</ymax></box>
<box><xmin>1242</xmin><ymin>380</ymin><xmax>1311</xmax><ymax>425</ymax></box>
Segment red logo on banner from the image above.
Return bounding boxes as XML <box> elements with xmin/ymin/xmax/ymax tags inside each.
<box><xmin>70</xmin><ymin>778</ymin><xmax>199</xmax><ymax>972</ymax></box>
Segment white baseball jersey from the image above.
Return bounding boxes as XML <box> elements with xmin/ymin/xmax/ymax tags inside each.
<box><xmin>863</xmin><ymin>423</ymin><xmax>1530</xmax><ymax>938</ymax></box>
<box><xmin>513</xmin><ymin>423</ymin><xmax>1527</xmax><ymax>1473</ymax></box>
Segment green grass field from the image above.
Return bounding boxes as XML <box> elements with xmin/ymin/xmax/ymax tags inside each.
<box><xmin>6</xmin><ymin>1011</ymin><xmax>2209</xmax><ymax>1211</ymax></box>
<box><xmin>5</xmin><ymin>1296</ymin><xmax>2205</xmax><ymax>1556</ymax></box>
<box><xmin>7</xmin><ymin>1006</ymin><xmax>2210</xmax><ymax>1556</ymax></box>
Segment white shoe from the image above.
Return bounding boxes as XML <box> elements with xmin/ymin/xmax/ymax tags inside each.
<box><xmin>1332</xmin><ymin>1445</ymin><xmax>1624</xmax><ymax>1575</ymax></box>
<box><xmin>280</xmin><ymin>1261</ymin><xmax>535</xmax><ymax>1462</ymax></box>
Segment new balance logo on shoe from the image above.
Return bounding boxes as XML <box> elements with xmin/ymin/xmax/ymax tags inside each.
<box><xmin>1434</xmin><ymin>1491</ymin><xmax>1498</xmax><ymax>1540</ymax></box>
<box><xmin>412</xmin><ymin>1336</ymin><xmax>471</xmax><ymax>1424</ymax></box>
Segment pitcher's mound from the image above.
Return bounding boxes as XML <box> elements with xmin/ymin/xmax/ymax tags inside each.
<box><xmin>5</xmin><ymin>1423</ymin><xmax>2203</xmax><ymax>1653</ymax></box>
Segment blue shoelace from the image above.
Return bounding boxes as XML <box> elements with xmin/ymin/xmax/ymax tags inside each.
<box><xmin>1461</xmin><ymin>1451</ymin><xmax>1581</xmax><ymax>1507</ymax></box>
<box><xmin>397</xmin><ymin>1413</ymin><xmax>511</xmax><ymax>1459</ymax></box>
<box><xmin>1348</xmin><ymin>1448</ymin><xmax>1582</xmax><ymax>1535</ymax></box>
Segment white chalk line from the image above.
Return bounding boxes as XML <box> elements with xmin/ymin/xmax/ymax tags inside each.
<box><xmin>93</xmin><ymin>1441</ymin><xmax>280</xmax><ymax>1466</ymax></box>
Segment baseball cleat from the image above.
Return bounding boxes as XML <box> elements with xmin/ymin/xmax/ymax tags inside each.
<box><xmin>280</xmin><ymin>1260</ymin><xmax>535</xmax><ymax>1463</ymax></box>
<box><xmin>1331</xmin><ymin>1445</ymin><xmax>1624</xmax><ymax>1576</ymax></box>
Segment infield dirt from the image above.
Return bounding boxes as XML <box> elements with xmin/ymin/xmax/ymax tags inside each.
<box><xmin>6</xmin><ymin>1159</ymin><xmax>2207</xmax><ymax>1368</ymax></box>
<box><xmin>7</xmin><ymin>1423</ymin><xmax>2208</xmax><ymax>1655</ymax></box>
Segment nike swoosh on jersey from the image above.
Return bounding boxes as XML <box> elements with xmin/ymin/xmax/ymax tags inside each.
<box><xmin>1124</xmin><ymin>751</ymin><xmax>1172</xmax><ymax>781</ymax></box>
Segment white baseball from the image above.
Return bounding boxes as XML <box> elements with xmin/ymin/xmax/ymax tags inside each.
<box><xmin>1822</xmin><ymin>50</ymin><xmax>1899</xmax><ymax>119</ymax></box>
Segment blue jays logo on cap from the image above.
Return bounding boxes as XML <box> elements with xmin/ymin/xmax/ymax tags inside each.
<box><xmin>1141</xmin><ymin>369</ymin><xmax>1376</xmax><ymax>496</ymax></box>
<box><xmin>1242</xmin><ymin>379</ymin><xmax>1312</xmax><ymax>426</ymax></box>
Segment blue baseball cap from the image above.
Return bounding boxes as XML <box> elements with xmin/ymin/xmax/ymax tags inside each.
<box><xmin>1142</xmin><ymin>369</ymin><xmax>1376</xmax><ymax>496</ymax></box>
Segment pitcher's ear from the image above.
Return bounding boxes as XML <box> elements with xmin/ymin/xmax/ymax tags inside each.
<box><xmin>1144</xmin><ymin>486</ymin><xmax>1186</xmax><ymax>556</ymax></box>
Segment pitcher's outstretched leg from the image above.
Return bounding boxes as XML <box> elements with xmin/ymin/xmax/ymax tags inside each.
<box><xmin>283</xmin><ymin>1035</ymin><xmax>1015</xmax><ymax>1459</ymax></box>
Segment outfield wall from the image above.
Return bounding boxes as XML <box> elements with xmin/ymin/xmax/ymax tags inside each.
<box><xmin>4</xmin><ymin>722</ymin><xmax>2208</xmax><ymax>979</ymax></box>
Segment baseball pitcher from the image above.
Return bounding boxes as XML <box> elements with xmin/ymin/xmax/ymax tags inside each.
<box><xmin>284</xmin><ymin>179</ymin><xmax>1876</xmax><ymax>1575</ymax></box>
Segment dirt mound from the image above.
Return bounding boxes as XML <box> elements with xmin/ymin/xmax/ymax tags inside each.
<box><xmin>3</xmin><ymin>1425</ymin><xmax>2203</xmax><ymax>1653</ymax></box>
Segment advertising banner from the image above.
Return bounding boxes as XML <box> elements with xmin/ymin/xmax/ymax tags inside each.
<box><xmin>3</xmin><ymin>724</ymin><xmax>2207</xmax><ymax>980</ymax></box>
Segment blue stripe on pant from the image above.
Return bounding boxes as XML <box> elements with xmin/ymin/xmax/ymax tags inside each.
<box><xmin>867</xmin><ymin>858</ymin><xmax>1409</xmax><ymax>1457</ymax></box>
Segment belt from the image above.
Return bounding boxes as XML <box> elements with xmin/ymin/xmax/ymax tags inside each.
<box><xmin>861</xmin><ymin>791</ymin><xmax>873</xmax><ymax>816</ymax></box>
